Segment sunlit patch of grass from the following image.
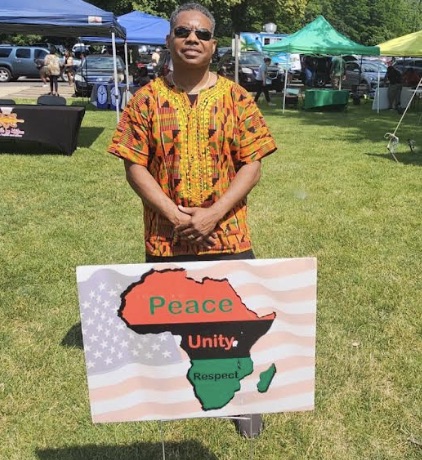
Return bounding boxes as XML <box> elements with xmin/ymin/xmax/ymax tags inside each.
<box><xmin>0</xmin><ymin>100</ymin><xmax>421</xmax><ymax>459</ymax></box>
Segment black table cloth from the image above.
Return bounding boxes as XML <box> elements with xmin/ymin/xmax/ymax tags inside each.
<box><xmin>0</xmin><ymin>104</ymin><xmax>85</xmax><ymax>155</ymax></box>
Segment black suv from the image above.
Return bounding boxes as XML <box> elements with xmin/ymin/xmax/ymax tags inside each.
<box><xmin>217</xmin><ymin>50</ymin><xmax>283</xmax><ymax>92</ymax></box>
<box><xmin>0</xmin><ymin>45</ymin><xmax>50</xmax><ymax>82</ymax></box>
<box><xmin>73</xmin><ymin>54</ymin><xmax>125</xmax><ymax>97</ymax></box>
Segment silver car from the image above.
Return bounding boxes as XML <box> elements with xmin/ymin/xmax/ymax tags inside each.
<box><xmin>342</xmin><ymin>60</ymin><xmax>387</xmax><ymax>94</ymax></box>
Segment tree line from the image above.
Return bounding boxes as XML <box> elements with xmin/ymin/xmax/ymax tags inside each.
<box><xmin>1</xmin><ymin>0</ymin><xmax>421</xmax><ymax>47</ymax></box>
<box><xmin>92</xmin><ymin>0</ymin><xmax>421</xmax><ymax>45</ymax></box>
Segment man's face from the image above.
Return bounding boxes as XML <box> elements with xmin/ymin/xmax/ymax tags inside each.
<box><xmin>166</xmin><ymin>10</ymin><xmax>216</xmax><ymax>69</ymax></box>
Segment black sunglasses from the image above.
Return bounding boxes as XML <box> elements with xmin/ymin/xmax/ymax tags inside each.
<box><xmin>173</xmin><ymin>26</ymin><xmax>213</xmax><ymax>41</ymax></box>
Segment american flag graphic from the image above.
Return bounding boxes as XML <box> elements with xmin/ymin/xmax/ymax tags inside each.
<box><xmin>76</xmin><ymin>258</ymin><xmax>317</xmax><ymax>423</ymax></box>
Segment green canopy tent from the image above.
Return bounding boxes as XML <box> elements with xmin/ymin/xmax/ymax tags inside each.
<box><xmin>263</xmin><ymin>16</ymin><xmax>380</xmax><ymax>111</ymax></box>
<box><xmin>378</xmin><ymin>30</ymin><xmax>422</xmax><ymax>57</ymax></box>
<box><xmin>263</xmin><ymin>15</ymin><xmax>380</xmax><ymax>56</ymax></box>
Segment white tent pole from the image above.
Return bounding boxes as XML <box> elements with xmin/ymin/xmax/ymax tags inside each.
<box><xmin>282</xmin><ymin>65</ymin><xmax>288</xmax><ymax>113</ymax></box>
<box><xmin>124</xmin><ymin>41</ymin><xmax>130</xmax><ymax>91</ymax></box>
<box><xmin>234</xmin><ymin>34</ymin><xmax>239</xmax><ymax>84</ymax></box>
<box><xmin>339</xmin><ymin>55</ymin><xmax>343</xmax><ymax>90</ymax></box>
<box><xmin>111</xmin><ymin>31</ymin><xmax>120</xmax><ymax>123</ymax></box>
<box><xmin>123</xmin><ymin>41</ymin><xmax>132</xmax><ymax>107</ymax></box>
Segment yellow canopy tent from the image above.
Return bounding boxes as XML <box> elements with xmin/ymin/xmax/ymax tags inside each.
<box><xmin>378</xmin><ymin>30</ymin><xmax>422</xmax><ymax>57</ymax></box>
<box><xmin>378</xmin><ymin>30</ymin><xmax>422</xmax><ymax>162</ymax></box>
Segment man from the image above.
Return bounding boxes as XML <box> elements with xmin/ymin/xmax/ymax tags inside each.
<box><xmin>384</xmin><ymin>63</ymin><xmax>402</xmax><ymax>109</ymax></box>
<box><xmin>302</xmin><ymin>55</ymin><xmax>316</xmax><ymax>87</ymax></box>
<box><xmin>254</xmin><ymin>57</ymin><xmax>276</xmax><ymax>106</ymax></box>
<box><xmin>108</xmin><ymin>2</ymin><xmax>277</xmax><ymax>438</ymax></box>
<box><xmin>330</xmin><ymin>55</ymin><xmax>346</xmax><ymax>90</ymax></box>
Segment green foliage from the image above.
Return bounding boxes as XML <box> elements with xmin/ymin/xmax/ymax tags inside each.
<box><xmin>306</xmin><ymin>0</ymin><xmax>422</xmax><ymax>45</ymax></box>
<box><xmin>0</xmin><ymin>34</ymin><xmax>42</xmax><ymax>45</ymax></box>
<box><xmin>12</xmin><ymin>0</ymin><xmax>418</xmax><ymax>44</ymax></box>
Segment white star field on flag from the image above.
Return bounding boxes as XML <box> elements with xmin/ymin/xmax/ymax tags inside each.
<box><xmin>78</xmin><ymin>270</ymin><xmax>183</xmax><ymax>376</ymax></box>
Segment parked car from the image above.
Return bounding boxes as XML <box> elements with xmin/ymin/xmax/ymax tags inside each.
<box><xmin>213</xmin><ymin>46</ymin><xmax>231</xmax><ymax>63</ymax></box>
<box><xmin>73</xmin><ymin>54</ymin><xmax>125</xmax><ymax>97</ymax></box>
<box><xmin>392</xmin><ymin>58</ymin><xmax>422</xmax><ymax>79</ymax></box>
<box><xmin>154</xmin><ymin>49</ymin><xmax>172</xmax><ymax>78</ymax></box>
<box><xmin>30</xmin><ymin>42</ymin><xmax>66</xmax><ymax>55</ymax></box>
<box><xmin>217</xmin><ymin>50</ymin><xmax>283</xmax><ymax>91</ymax></box>
<box><xmin>0</xmin><ymin>45</ymin><xmax>49</xmax><ymax>82</ymax></box>
<box><xmin>133</xmin><ymin>51</ymin><xmax>156</xmax><ymax>80</ymax></box>
<box><xmin>342</xmin><ymin>60</ymin><xmax>387</xmax><ymax>93</ymax></box>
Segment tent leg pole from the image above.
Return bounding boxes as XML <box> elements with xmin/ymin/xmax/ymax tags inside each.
<box><xmin>111</xmin><ymin>31</ymin><xmax>120</xmax><ymax>123</ymax></box>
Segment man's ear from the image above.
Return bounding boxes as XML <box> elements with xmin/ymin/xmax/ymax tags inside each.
<box><xmin>212</xmin><ymin>39</ymin><xmax>217</xmax><ymax>55</ymax></box>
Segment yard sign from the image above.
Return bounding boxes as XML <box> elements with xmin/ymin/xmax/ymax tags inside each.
<box><xmin>76</xmin><ymin>258</ymin><xmax>317</xmax><ymax>423</ymax></box>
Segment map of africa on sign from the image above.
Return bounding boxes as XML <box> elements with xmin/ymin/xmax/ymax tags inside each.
<box><xmin>76</xmin><ymin>258</ymin><xmax>317</xmax><ymax>423</ymax></box>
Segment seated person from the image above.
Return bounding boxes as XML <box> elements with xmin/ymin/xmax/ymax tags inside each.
<box><xmin>402</xmin><ymin>67</ymin><xmax>420</xmax><ymax>87</ymax></box>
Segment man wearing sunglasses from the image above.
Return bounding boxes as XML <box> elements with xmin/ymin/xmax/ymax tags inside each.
<box><xmin>109</xmin><ymin>2</ymin><xmax>277</xmax><ymax>439</ymax></box>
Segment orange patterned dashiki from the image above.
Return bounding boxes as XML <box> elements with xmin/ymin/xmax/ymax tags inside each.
<box><xmin>108</xmin><ymin>75</ymin><xmax>277</xmax><ymax>257</ymax></box>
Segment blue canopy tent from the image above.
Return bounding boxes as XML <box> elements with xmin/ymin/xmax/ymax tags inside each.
<box><xmin>81</xmin><ymin>11</ymin><xmax>170</xmax><ymax>109</ymax></box>
<box><xmin>118</xmin><ymin>11</ymin><xmax>170</xmax><ymax>45</ymax></box>
<box><xmin>81</xmin><ymin>11</ymin><xmax>170</xmax><ymax>45</ymax></box>
<box><xmin>0</xmin><ymin>0</ymin><xmax>126</xmax><ymax>121</ymax></box>
<box><xmin>0</xmin><ymin>0</ymin><xmax>125</xmax><ymax>38</ymax></box>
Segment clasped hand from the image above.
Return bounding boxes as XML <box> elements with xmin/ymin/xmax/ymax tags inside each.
<box><xmin>174</xmin><ymin>205</ymin><xmax>218</xmax><ymax>248</ymax></box>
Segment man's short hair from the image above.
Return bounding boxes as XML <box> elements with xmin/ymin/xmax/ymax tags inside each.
<box><xmin>264</xmin><ymin>57</ymin><xmax>271</xmax><ymax>63</ymax></box>
<box><xmin>169</xmin><ymin>2</ymin><xmax>216</xmax><ymax>34</ymax></box>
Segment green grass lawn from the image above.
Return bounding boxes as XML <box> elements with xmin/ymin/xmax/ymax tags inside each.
<box><xmin>0</xmin><ymin>97</ymin><xmax>421</xmax><ymax>459</ymax></box>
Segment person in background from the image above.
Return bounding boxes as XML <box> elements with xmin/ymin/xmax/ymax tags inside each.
<box><xmin>63</xmin><ymin>50</ymin><xmax>75</xmax><ymax>86</ymax></box>
<box><xmin>35</xmin><ymin>57</ymin><xmax>49</xmax><ymax>87</ymax></box>
<box><xmin>44</xmin><ymin>50</ymin><xmax>61</xmax><ymax>96</ymax></box>
<box><xmin>302</xmin><ymin>55</ymin><xmax>316</xmax><ymax>87</ymax></box>
<box><xmin>108</xmin><ymin>2</ymin><xmax>277</xmax><ymax>439</ymax></box>
<box><xmin>384</xmin><ymin>63</ymin><xmax>403</xmax><ymax>109</ymax></box>
<box><xmin>402</xmin><ymin>67</ymin><xmax>420</xmax><ymax>88</ymax></box>
<box><xmin>79</xmin><ymin>52</ymin><xmax>86</xmax><ymax>68</ymax></box>
<box><xmin>151</xmin><ymin>47</ymin><xmax>161</xmax><ymax>67</ymax></box>
<box><xmin>254</xmin><ymin>57</ymin><xmax>276</xmax><ymax>106</ymax></box>
<box><xmin>330</xmin><ymin>55</ymin><xmax>346</xmax><ymax>89</ymax></box>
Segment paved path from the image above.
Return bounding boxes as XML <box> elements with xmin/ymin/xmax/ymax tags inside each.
<box><xmin>0</xmin><ymin>81</ymin><xmax>77</xmax><ymax>101</ymax></box>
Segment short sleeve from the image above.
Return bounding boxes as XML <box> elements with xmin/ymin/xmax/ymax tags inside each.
<box><xmin>234</xmin><ymin>87</ymin><xmax>277</xmax><ymax>164</ymax></box>
<box><xmin>107</xmin><ymin>92</ymin><xmax>152</xmax><ymax>166</ymax></box>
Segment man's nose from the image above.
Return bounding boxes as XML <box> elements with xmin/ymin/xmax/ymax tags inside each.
<box><xmin>186</xmin><ymin>30</ymin><xmax>199</xmax><ymax>42</ymax></box>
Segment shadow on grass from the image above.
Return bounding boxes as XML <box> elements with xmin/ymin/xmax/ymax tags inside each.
<box><xmin>36</xmin><ymin>440</ymin><xmax>219</xmax><ymax>460</ymax></box>
<box><xmin>0</xmin><ymin>140</ymin><xmax>67</xmax><ymax>155</ymax></box>
<box><xmin>365</xmin><ymin>151</ymin><xmax>422</xmax><ymax>166</ymax></box>
<box><xmin>68</xmin><ymin>100</ymin><xmax>123</xmax><ymax>113</ymax></box>
<box><xmin>68</xmin><ymin>101</ymin><xmax>104</xmax><ymax>111</ymax></box>
<box><xmin>61</xmin><ymin>322</ymin><xmax>83</xmax><ymax>349</ymax></box>
<box><xmin>78</xmin><ymin>127</ymin><xmax>105</xmax><ymax>148</ymax></box>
